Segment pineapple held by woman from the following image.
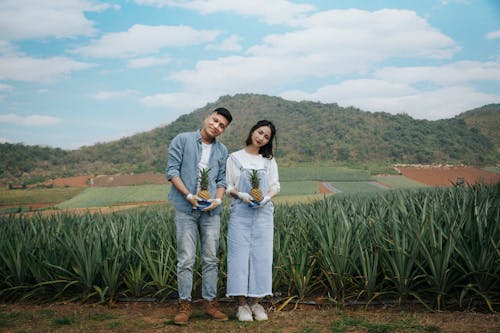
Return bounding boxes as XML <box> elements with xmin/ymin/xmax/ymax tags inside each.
<box><xmin>197</xmin><ymin>168</ymin><xmax>211</xmax><ymax>201</ymax></box>
<box><xmin>249</xmin><ymin>169</ymin><xmax>263</xmax><ymax>202</ymax></box>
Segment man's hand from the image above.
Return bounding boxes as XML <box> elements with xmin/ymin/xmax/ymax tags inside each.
<box><xmin>186</xmin><ymin>193</ymin><xmax>201</xmax><ymax>208</ymax></box>
<box><xmin>202</xmin><ymin>198</ymin><xmax>222</xmax><ymax>211</ymax></box>
<box><xmin>237</xmin><ymin>192</ymin><xmax>254</xmax><ymax>203</ymax></box>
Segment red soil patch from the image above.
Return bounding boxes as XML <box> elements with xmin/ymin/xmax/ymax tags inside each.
<box><xmin>42</xmin><ymin>175</ymin><xmax>92</xmax><ymax>187</ymax></box>
<box><xmin>395</xmin><ymin>165</ymin><xmax>500</xmax><ymax>187</ymax></box>
<box><xmin>318</xmin><ymin>182</ymin><xmax>332</xmax><ymax>194</ymax></box>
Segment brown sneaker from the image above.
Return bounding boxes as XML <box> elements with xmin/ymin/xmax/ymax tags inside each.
<box><xmin>204</xmin><ymin>300</ymin><xmax>228</xmax><ymax>321</ymax></box>
<box><xmin>174</xmin><ymin>300</ymin><xmax>191</xmax><ymax>325</ymax></box>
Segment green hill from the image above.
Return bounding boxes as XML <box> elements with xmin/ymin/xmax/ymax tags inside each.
<box><xmin>457</xmin><ymin>104</ymin><xmax>500</xmax><ymax>151</ymax></box>
<box><xmin>1</xmin><ymin>94</ymin><xmax>499</xmax><ymax>185</ymax></box>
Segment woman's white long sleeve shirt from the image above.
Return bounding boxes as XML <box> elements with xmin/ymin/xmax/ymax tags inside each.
<box><xmin>226</xmin><ymin>149</ymin><xmax>280</xmax><ymax>196</ymax></box>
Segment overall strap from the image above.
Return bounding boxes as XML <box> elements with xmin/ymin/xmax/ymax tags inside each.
<box><xmin>264</xmin><ymin>157</ymin><xmax>272</xmax><ymax>172</ymax></box>
<box><xmin>229</xmin><ymin>154</ymin><xmax>244</xmax><ymax>171</ymax></box>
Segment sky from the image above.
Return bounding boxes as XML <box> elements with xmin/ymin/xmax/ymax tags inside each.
<box><xmin>0</xmin><ymin>0</ymin><xmax>499</xmax><ymax>150</ymax></box>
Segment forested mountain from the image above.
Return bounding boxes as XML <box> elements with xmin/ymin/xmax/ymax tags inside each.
<box><xmin>457</xmin><ymin>104</ymin><xmax>500</xmax><ymax>151</ymax></box>
<box><xmin>1</xmin><ymin>94</ymin><xmax>499</xmax><ymax>185</ymax></box>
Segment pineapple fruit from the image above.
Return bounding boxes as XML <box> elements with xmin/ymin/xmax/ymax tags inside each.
<box><xmin>249</xmin><ymin>169</ymin><xmax>263</xmax><ymax>202</ymax></box>
<box><xmin>197</xmin><ymin>168</ymin><xmax>211</xmax><ymax>201</ymax></box>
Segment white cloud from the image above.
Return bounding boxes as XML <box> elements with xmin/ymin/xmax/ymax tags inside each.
<box><xmin>141</xmin><ymin>92</ymin><xmax>209</xmax><ymax>111</ymax></box>
<box><xmin>281</xmin><ymin>79</ymin><xmax>499</xmax><ymax>120</ymax></box>
<box><xmin>134</xmin><ymin>0</ymin><xmax>315</xmax><ymax>25</ymax></box>
<box><xmin>0</xmin><ymin>113</ymin><xmax>62</xmax><ymax>126</ymax></box>
<box><xmin>0</xmin><ymin>137</ymin><xmax>8</xmax><ymax>143</ymax></box>
<box><xmin>0</xmin><ymin>83</ymin><xmax>13</xmax><ymax>91</ymax></box>
<box><xmin>170</xmin><ymin>55</ymin><xmax>306</xmax><ymax>96</ymax></box>
<box><xmin>169</xmin><ymin>9</ymin><xmax>459</xmax><ymax>94</ymax></box>
<box><xmin>250</xmin><ymin>9</ymin><xmax>458</xmax><ymax>60</ymax></box>
<box><xmin>127</xmin><ymin>56</ymin><xmax>171</xmax><ymax>68</ymax></box>
<box><xmin>0</xmin><ymin>41</ymin><xmax>19</xmax><ymax>56</ymax></box>
<box><xmin>206</xmin><ymin>35</ymin><xmax>242</xmax><ymax>52</ymax></box>
<box><xmin>0</xmin><ymin>0</ymin><xmax>117</xmax><ymax>41</ymax></box>
<box><xmin>71</xmin><ymin>24</ymin><xmax>220</xmax><ymax>58</ymax></box>
<box><xmin>375</xmin><ymin>61</ymin><xmax>500</xmax><ymax>85</ymax></box>
<box><xmin>0</xmin><ymin>56</ymin><xmax>95</xmax><ymax>82</ymax></box>
<box><xmin>439</xmin><ymin>0</ymin><xmax>469</xmax><ymax>5</ymax></box>
<box><xmin>93</xmin><ymin>90</ymin><xmax>139</xmax><ymax>100</ymax></box>
<box><xmin>486</xmin><ymin>30</ymin><xmax>500</xmax><ymax>39</ymax></box>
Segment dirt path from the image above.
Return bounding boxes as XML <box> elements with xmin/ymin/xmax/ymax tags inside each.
<box><xmin>1</xmin><ymin>301</ymin><xmax>498</xmax><ymax>333</ymax></box>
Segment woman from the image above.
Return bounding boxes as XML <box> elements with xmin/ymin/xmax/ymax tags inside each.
<box><xmin>225</xmin><ymin>120</ymin><xmax>280</xmax><ymax>321</ymax></box>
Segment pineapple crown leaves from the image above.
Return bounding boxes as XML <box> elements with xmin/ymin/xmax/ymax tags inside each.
<box><xmin>248</xmin><ymin>169</ymin><xmax>260</xmax><ymax>189</ymax></box>
<box><xmin>198</xmin><ymin>168</ymin><xmax>211</xmax><ymax>191</ymax></box>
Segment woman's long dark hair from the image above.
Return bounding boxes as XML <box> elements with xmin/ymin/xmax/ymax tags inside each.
<box><xmin>245</xmin><ymin>120</ymin><xmax>277</xmax><ymax>159</ymax></box>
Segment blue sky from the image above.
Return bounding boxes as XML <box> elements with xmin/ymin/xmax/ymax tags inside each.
<box><xmin>0</xmin><ymin>0</ymin><xmax>499</xmax><ymax>149</ymax></box>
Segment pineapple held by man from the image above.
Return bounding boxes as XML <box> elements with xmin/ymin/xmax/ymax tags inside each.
<box><xmin>197</xmin><ymin>168</ymin><xmax>211</xmax><ymax>201</ymax></box>
<box><xmin>249</xmin><ymin>169</ymin><xmax>263</xmax><ymax>202</ymax></box>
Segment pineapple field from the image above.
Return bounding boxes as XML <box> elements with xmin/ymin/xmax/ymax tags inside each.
<box><xmin>1</xmin><ymin>166</ymin><xmax>499</xmax><ymax>331</ymax></box>
<box><xmin>1</xmin><ymin>183</ymin><xmax>498</xmax><ymax>312</ymax></box>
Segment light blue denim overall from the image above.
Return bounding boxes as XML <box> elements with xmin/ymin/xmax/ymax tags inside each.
<box><xmin>226</xmin><ymin>155</ymin><xmax>274</xmax><ymax>298</ymax></box>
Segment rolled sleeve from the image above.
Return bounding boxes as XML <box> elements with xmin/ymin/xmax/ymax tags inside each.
<box><xmin>215</xmin><ymin>147</ymin><xmax>228</xmax><ymax>189</ymax></box>
<box><xmin>166</xmin><ymin>135</ymin><xmax>183</xmax><ymax>181</ymax></box>
<box><xmin>268</xmin><ymin>158</ymin><xmax>280</xmax><ymax>194</ymax></box>
<box><xmin>225</xmin><ymin>154</ymin><xmax>238</xmax><ymax>194</ymax></box>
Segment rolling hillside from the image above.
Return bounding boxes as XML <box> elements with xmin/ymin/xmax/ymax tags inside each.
<box><xmin>1</xmin><ymin>94</ymin><xmax>499</xmax><ymax>185</ymax></box>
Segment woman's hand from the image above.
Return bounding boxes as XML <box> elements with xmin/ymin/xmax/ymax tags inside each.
<box><xmin>251</xmin><ymin>196</ymin><xmax>271</xmax><ymax>208</ymax></box>
<box><xmin>237</xmin><ymin>192</ymin><xmax>254</xmax><ymax>203</ymax></box>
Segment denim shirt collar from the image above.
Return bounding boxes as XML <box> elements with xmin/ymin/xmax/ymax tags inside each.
<box><xmin>196</xmin><ymin>129</ymin><xmax>217</xmax><ymax>145</ymax></box>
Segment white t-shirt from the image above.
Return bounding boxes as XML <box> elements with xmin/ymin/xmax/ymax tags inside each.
<box><xmin>198</xmin><ymin>142</ymin><xmax>212</xmax><ymax>170</ymax></box>
<box><xmin>226</xmin><ymin>149</ymin><xmax>280</xmax><ymax>195</ymax></box>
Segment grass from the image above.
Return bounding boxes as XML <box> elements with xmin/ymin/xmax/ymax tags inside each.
<box><xmin>53</xmin><ymin>316</ymin><xmax>75</xmax><ymax>326</ymax></box>
<box><xmin>0</xmin><ymin>187</ymin><xmax>84</xmax><ymax>205</ymax></box>
<box><xmin>483</xmin><ymin>166</ymin><xmax>500</xmax><ymax>174</ymax></box>
<box><xmin>273</xmin><ymin>194</ymin><xmax>326</xmax><ymax>205</ymax></box>
<box><xmin>52</xmin><ymin>181</ymin><xmax>320</xmax><ymax>209</ymax></box>
<box><xmin>56</xmin><ymin>184</ymin><xmax>170</xmax><ymax>208</ymax></box>
<box><xmin>328</xmin><ymin>181</ymin><xmax>387</xmax><ymax>194</ymax></box>
<box><xmin>0</xmin><ymin>165</ymin><xmax>473</xmax><ymax>211</ymax></box>
<box><xmin>279</xmin><ymin>166</ymin><xmax>372</xmax><ymax>181</ymax></box>
<box><xmin>279</xmin><ymin>181</ymin><xmax>318</xmax><ymax>196</ymax></box>
<box><xmin>331</xmin><ymin>312</ymin><xmax>441</xmax><ymax>332</ymax></box>
<box><xmin>2</xmin><ymin>302</ymin><xmax>491</xmax><ymax>333</ymax></box>
<box><xmin>0</xmin><ymin>178</ymin><xmax>435</xmax><ymax>212</ymax></box>
<box><xmin>0</xmin><ymin>310</ymin><xmax>19</xmax><ymax>329</ymax></box>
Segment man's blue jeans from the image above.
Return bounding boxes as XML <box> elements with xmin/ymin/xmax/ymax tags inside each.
<box><xmin>175</xmin><ymin>210</ymin><xmax>221</xmax><ymax>301</ymax></box>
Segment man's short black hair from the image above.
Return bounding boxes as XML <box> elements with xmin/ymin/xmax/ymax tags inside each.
<box><xmin>213</xmin><ymin>107</ymin><xmax>232</xmax><ymax>124</ymax></box>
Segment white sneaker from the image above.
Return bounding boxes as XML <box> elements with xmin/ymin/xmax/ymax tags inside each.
<box><xmin>237</xmin><ymin>304</ymin><xmax>253</xmax><ymax>321</ymax></box>
<box><xmin>250</xmin><ymin>303</ymin><xmax>268</xmax><ymax>321</ymax></box>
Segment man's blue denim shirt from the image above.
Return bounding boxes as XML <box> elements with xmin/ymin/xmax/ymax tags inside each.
<box><xmin>166</xmin><ymin>129</ymin><xmax>228</xmax><ymax>214</ymax></box>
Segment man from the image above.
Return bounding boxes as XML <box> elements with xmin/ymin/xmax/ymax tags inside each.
<box><xmin>166</xmin><ymin>107</ymin><xmax>232</xmax><ymax>325</ymax></box>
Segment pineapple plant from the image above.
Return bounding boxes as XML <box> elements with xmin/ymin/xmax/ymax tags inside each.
<box><xmin>197</xmin><ymin>168</ymin><xmax>211</xmax><ymax>201</ymax></box>
<box><xmin>249</xmin><ymin>169</ymin><xmax>263</xmax><ymax>202</ymax></box>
